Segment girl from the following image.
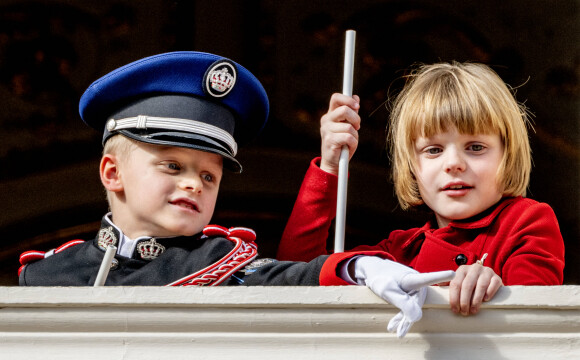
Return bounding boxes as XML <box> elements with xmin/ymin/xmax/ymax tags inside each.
<box><xmin>277</xmin><ymin>62</ymin><xmax>565</xmax><ymax>316</ymax></box>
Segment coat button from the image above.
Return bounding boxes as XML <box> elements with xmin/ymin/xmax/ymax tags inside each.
<box><xmin>109</xmin><ymin>258</ymin><xmax>119</xmax><ymax>271</ymax></box>
<box><xmin>455</xmin><ymin>254</ymin><xmax>468</xmax><ymax>266</ymax></box>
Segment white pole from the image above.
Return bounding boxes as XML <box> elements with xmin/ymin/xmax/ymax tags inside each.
<box><xmin>334</xmin><ymin>30</ymin><xmax>356</xmax><ymax>253</ymax></box>
<box><xmin>94</xmin><ymin>245</ymin><xmax>117</xmax><ymax>286</ymax></box>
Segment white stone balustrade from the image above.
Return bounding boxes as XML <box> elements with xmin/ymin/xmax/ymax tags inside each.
<box><xmin>0</xmin><ymin>286</ymin><xmax>578</xmax><ymax>359</ymax></box>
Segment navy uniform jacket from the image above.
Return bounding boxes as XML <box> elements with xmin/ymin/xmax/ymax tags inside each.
<box><xmin>19</xmin><ymin>227</ymin><xmax>331</xmax><ymax>287</ymax></box>
<box><xmin>20</xmin><ymin>237</ymin><xmax>331</xmax><ymax>286</ymax></box>
<box><xmin>18</xmin><ymin>216</ymin><xmax>373</xmax><ymax>287</ymax></box>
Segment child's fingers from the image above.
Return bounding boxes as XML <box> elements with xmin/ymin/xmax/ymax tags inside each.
<box><xmin>448</xmin><ymin>268</ymin><xmax>466</xmax><ymax>314</ymax></box>
<box><xmin>328</xmin><ymin>93</ymin><xmax>360</xmax><ymax>113</ymax></box>
<box><xmin>484</xmin><ymin>275</ymin><xmax>503</xmax><ymax>302</ymax></box>
<box><xmin>469</xmin><ymin>275</ymin><xmax>490</xmax><ymax>314</ymax></box>
<box><xmin>470</xmin><ymin>269</ymin><xmax>503</xmax><ymax>314</ymax></box>
<box><xmin>320</xmin><ymin>105</ymin><xmax>360</xmax><ymax>157</ymax></box>
<box><xmin>321</xmin><ymin>105</ymin><xmax>361</xmax><ymax>131</ymax></box>
<box><xmin>458</xmin><ymin>269</ymin><xmax>480</xmax><ymax>315</ymax></box>
<box><xmin>320</xmin><ymin>120</ymin><xmax>359</xmax><ymax>173</ymax></box>
<box><xmin>449</xmin><ymin>265</ymin><xmax>503</xmax><ymax>316</ymax></box>
<box><xmin>321</xmin><ymin>121</ymin><xmax>359</xmax><ymax>153</ymax></box>
<box><xmin>449</xmin><ymin>265</ymin><xmax>481</xmax><ymax>315</ymax></box>
<box><xmin>321</xmin><ymin>131</ymin><xmax>358</xmax><ymax>156</ymax></box>
<box><xmin>325</xmin><ymin>119</ymin><xmax>360</xmax><ymax>138</ymax></box>
<box><xmin>319</xmin><ymin>93</ymin><xmax>361</xmax><ymax>175</ymax></box>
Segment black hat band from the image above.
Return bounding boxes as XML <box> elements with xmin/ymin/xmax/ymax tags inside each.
<box><xmin>106</xmin><ymin>115</ymin><xmax>238</xmax><ymax>156</ymax></box>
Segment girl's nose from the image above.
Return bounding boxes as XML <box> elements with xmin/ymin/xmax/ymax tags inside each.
<box><xmin>444</xmin><ymin>148</ymin><xmax>466</xmax><ymax>173</ymax></box>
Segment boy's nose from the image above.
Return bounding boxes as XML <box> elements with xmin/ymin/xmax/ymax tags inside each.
<box><xmin>179</xmin><ymin>176</ymin><xmax>202</xmax><ymax>193</ymax></box>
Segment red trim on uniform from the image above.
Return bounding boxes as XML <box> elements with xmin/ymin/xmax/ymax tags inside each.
<box><xmin>19</xmin><ymin>251</ymin><xmax>46</xmax><ymax>265</ymax></box>
<box><xmin>187</xmin><ymin>240</ymin><xmax>258</xmax><ymax>286</ymax></box>
<box><xmin>19</xmin><ymin>240</ymin><xmax>85</xmax><ymax>266</ymax></box>
<box><xmin>228</xmin><ymin>227</ymin><xmax>256</xmax><ymax>242</ymax></box>
<box><xmin>167</xmin><ymin>225</ymin><xmax>259</xmax><ymax>286</ymax></box>
<box><xmin>54</xmin><ymin>240</ymin><xmax>85</xmax><ymax>254</ymax></box>
<box><xmin>166</xmin><ymin>238</ymin><xmax>243</xmax><ymax>285</ymax></box>
<box><xmin>203</xmin><ymin>225</ymin><xmax>257</xmax><ymax>243</ymax></box>
<box><xmin>203</xmin><ymin>225</ymin><xmax>229</xmax><ymax>237</ymax></box>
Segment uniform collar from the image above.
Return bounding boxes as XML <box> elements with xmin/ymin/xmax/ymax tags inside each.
<box><xmin>94</xmin><ymin>214</ymin><xmax>201</xmax><ymax>261</ymax></box>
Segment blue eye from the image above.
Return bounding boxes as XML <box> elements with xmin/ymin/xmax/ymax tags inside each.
<box><xmin>167</xmin><ymin>163</ymin><xmax>181</xmax><ymax>171</ymax></box>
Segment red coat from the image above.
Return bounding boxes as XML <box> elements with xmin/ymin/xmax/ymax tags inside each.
<box><xmin>277</xmin><ymin>158</ymin><xmax>565</xmax><ymax>285</ymax></box>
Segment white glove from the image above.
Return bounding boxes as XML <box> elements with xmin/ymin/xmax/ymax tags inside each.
<box><xmin>353</xmin><ymin>256</ymin><xmax>455</xmax><ymax>338</ymax></box>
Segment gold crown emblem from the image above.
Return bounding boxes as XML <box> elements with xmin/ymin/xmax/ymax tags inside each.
<box><xmin>137</xmin><ymin>238</ymin><xmax>166</xmax><ymax>260</ymax></box>
<box><xmin>210</xmin><ymin>67</ymin><xmax>235</xmax><ymax>92</ymax></box>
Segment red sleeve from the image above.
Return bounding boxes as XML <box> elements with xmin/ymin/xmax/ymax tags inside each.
<box><xmin>319</xmin><ymin>251</ymin><xmax>396</xmax><ymax>285</ymax></box>
<box><xmin>277</xmin><ymin>157</ymin><xmax>338</xmax><ymax>262</ymax></box>
<box><xmin>498</xmin><ymin>201</ymin><xmax>565</xmax><ymax>285</ymax></box>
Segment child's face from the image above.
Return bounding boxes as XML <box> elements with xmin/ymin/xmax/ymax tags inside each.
<box><xmin>413</xmin><ymin>126</ymin><xmax>504</xmax><ymax>228</ymax></box>
<box><xmin>114</xmin><ymin>143</ymin><xmax>223</xmax><ymax>238</ymax></box>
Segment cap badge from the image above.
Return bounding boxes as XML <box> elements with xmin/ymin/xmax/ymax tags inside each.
<box><xmin>137</xmin><ymin>238</ymin><xmax>166</xmax><ymax>260</ymax></box>
<box><xmin>204</xmin><ymin>60</ymin><xmax>237</xmax><ymax>98</ymax></box>
<box><xmin>106</xmin><ymin>119</ymin><xmax>117</xmax><ymax>131</ymax></box>
<box><xmin>97</xmin><ymin>226</ymin><xmax>118</xmax><ymax>250</ymax></box>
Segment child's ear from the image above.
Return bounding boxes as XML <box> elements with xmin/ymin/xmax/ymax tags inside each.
<box><xmin>100</xmin><ymin>154</ymin><xmax>124</xmax><ymax>192</ymax></box>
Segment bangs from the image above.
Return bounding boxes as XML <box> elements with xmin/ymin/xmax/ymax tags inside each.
<box><xmin>404</xmin><ymin>65</ymin><xmax>505</xmax><ymax>140</ymax></box>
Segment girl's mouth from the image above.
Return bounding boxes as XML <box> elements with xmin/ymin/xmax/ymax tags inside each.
<box><xmin>442</xmin><ymin>183</ymin><xmax>473</xmax><ymax>196</ymax></box>
<box><xmin>446</xmin><ymin>184</ymin><xmax>471</xmax><ymax>190</ymax></box>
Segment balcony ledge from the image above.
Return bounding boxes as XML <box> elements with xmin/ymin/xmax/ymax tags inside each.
<box><xmin>1</xmin><ymin>285</ymin><xmax>579</xmax><ymax>359</ymax></box>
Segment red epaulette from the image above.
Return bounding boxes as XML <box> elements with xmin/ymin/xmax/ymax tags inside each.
<box><xmin>166</xmin><ymin>225</ymin><xmax>258</xmax><ymax>286</ymax></box>
<box><xmin>18</xmin><ymin>239</ymin><xmax>85</xmax><ymax>276</ymax></box>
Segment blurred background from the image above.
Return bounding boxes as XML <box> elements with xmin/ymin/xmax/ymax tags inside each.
<box><xmin>0</xmin><ymin>0</ymin><xmax>578</xmax><ymax>285</ymax></box>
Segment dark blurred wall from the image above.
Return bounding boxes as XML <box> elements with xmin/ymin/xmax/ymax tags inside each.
<box><xmin>0</xmin><ymin>0</ymin><xmax>578</xmax><ymax>285</ymax></box>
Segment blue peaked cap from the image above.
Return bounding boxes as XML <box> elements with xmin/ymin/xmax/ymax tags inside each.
<box><xmin>79</xmin><ymin>51</ymin><xmax>269</xmax><ymax>173</ymax></box>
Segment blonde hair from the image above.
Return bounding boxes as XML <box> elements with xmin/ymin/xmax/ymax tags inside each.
<box><xmin>102</xmin><ymin>134</ymin><xmax>138</xmax><ymax>159</ymax></box>
<box><xmin>102</xmin><ymin>135</ymin><xmax>139</xmax><ymax>205</ymax></box>
<box><xmin>388</xmin><ymin>62</ymin><xmax>532</xmax><ymax>210</ymax></box>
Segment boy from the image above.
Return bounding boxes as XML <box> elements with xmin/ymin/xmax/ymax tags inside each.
<box><xmin>18</xmin><ymin>52</ymin><xmax>453</xmax><ymax>337</ymax></box>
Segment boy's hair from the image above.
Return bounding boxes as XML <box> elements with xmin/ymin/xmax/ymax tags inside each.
<box><xmin>388</xmin><ymin>62</ymin><xmax>532</xmax><ymax>210</ymax></box>
<box><xmin>102</xmin><ymin>134</ymin><xmax>138</xmax><ymax>159</ymax></box>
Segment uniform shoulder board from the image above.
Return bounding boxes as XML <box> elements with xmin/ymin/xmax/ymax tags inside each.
<box><xmin>18</xmin><ymin>239</ymin><xmax>85</xmax><ymax>276</ymax></box>
<box><xmin>202</xmin><ymin>224</ymin><xmax>256</xmax><ymax>243</ymax></box>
